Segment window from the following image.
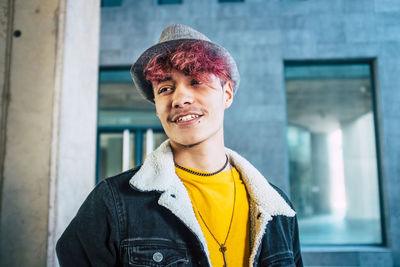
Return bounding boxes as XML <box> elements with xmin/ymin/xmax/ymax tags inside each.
<box><xmin>284</xmin><ymin>61</ymin><xmax>383</xmax><ymax>245</ymax></box>
<box><xmin>97</xmin><ymin>67</ymin><xmax>168</xmax><ymax>182</ymax></box>
<box><xmin>101</xmin><ymin>0</ymin><xmax>123</xmax><ymax>7</ymax></box>
<box><xmin>158</xmin><ymin>0</ymin><xmax>183</xmax><ymax>5</ymax></box>
<box><xmin>98</xmin><ymin>128</ymin><xmax>166</xmax><ymax>180</ymax></box>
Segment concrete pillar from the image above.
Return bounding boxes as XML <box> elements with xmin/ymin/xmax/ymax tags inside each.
<box><xmin>311</xmin><ymin>133</ymin><xmax>331</xmax><ymax>214</ymax></box>
<box><xmin>0</xmin><ymin>0</ymin><xmax>100</xmax><ymax>266</ymax></box>
<box><xmin>342</xmin><ymin>112</ymin><xmax>380</xmax><ymax>220</ymax></box>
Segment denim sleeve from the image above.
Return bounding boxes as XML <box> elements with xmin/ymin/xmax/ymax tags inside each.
<box><xmin>56</xmin><ymin>180</ymin><xmax>120</xmax><ymax>267</ymax></box>
<box><xmin>269</xmin><ymin>183</ymin><xmax>304</xmax><ymax>266</ymax></box>
<box><xmin>293</xmin><ymin>214</ymin><xmax>303</xmax><ymax>267</ymax></box>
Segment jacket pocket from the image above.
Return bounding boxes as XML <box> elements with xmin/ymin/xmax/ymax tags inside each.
<box><xmin>121</xmin><ymin>238</ymin><xmax>190</xmax><ymax>267</ymax></box>
<box><xmin>260</xmin><ymin>251</ymin><xmax>296</xmax><ymax>267</ymax></box>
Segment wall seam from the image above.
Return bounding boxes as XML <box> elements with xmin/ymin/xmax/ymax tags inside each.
<box><xmin>0</xmin><ymin>0</ymin><xmax>15</xmax><ymax>230</ymax></box>
<box><xmin>46</xmin><ymin>0</ymin><xmax>66</xmax><ymax>266</ymax></box>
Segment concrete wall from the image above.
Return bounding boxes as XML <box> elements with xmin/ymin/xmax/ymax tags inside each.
<box><xmin>0</xmin><ymin>0</ymin><xmax>100</xmax><ymax>266</ymax></box>
<box><xmin>51</xmin><ymin>0</ymin><xmax>100</xmax><ymax>265</ymax></box>
<box><xmin>100</xmin><ymin>0</ymin><xmax>400</xmax><ymax>266</ymax></box>
<box><xmin>0</xmin><ymin>0</ymin><xmax>61</xmax><ymax>265</ymax></box>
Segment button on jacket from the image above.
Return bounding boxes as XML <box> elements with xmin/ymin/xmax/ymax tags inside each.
<box><xmin>56</xmin><ymin>140</ymin><xmax>303</xmax><ymax>267</ymax></box>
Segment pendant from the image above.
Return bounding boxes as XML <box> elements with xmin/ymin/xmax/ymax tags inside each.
<box><xmin>219</xmin><ymin>244</ymin><xmax>227</xmax><ymax>267</ymax></box>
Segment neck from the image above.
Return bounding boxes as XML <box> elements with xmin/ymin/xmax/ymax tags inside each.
<box><xmin>170</xmin><ymin>134</ymin><xmax>227</xmax><ymax>173</ymax></box>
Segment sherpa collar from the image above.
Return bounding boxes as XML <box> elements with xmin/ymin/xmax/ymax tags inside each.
<box><xmin>130</xmin><ymin>140</ymin><xmax>294</xmax><ymax>216</ymax></box>
<box><xmin>129</xmin><ymin>140</ymin><xmax>295</xmax><ymax>266</ymax></box>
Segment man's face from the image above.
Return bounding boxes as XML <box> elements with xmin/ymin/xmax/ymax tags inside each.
<box><xmin>153</xmin><ymin>69</ymin><xmax>233</xmax><ymax>148</ymax></box>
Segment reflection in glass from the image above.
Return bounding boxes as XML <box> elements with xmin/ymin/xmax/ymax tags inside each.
<box><xmin>285</xmin><ymin>62</ymin><xmax>382</xmax><ymax>245</ymax></box>
<box><xmin>142</xmin><ymin>130</ymin><xmax>169</xmax><ymax>162</ymax></box>
<box><xmin>99</xmin><ymin>133</ymin><xmax>131</xmax><ymax>180</ymax></box>
<box><xmin>99</xmin><ymin>130</ymin><xmax>168</xmax><ymax>181</ymax></box>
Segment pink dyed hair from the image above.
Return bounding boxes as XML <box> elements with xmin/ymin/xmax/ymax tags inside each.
<box><xmin>144</xmin><ymin>41</ymin><xmax>231</xmax><ymax>86</ymax></box>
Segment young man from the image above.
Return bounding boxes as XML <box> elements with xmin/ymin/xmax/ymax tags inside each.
<box><xmin>56</xmin><ymin>24</ymin><xmax>303</xmax><ymax>267</ymax></box>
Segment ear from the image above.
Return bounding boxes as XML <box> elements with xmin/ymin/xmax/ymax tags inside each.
<box><xmin>223</xmin><ymin>81</ymin><xmax>234</xmax><ymax>109</ymax></box>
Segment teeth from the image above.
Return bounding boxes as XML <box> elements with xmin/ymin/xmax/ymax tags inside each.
<box><xmin>177</xmin><ymin>114</ymin><xmax>199</xmax><ymax>122</ymax></box>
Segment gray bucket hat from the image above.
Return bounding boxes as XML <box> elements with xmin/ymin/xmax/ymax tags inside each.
<box><xmin>130</xmin><ymin>24</ymin><xmax>240</xmax><ymax>103</ymax></box>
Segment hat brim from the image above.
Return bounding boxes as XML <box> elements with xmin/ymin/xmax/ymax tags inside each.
<box><xmin>131</xmin><ymin>39</ymin><xmax>240</xmax><ymax>103</ymax></box>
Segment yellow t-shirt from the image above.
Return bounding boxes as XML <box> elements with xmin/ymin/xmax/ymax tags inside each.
<box><xmin>176</xmin><ymin>166</ymin><xmax>250</xmax><ymax>267</ymax></box>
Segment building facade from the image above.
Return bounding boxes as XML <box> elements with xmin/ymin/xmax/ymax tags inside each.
<box><xmin>99</xmin><ymin>0</ymin><xmax>399</xmax><ymax>266</ymax></box>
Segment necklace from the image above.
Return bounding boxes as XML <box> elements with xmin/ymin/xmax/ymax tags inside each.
<box><xmin>174</xmin><ymin>155</ymin><xmax>229</xmax><ymax>176</ymax></box>
<box><xmin>175</xmin><ymin>156</ymin><xmax>236</xmax><ymax>267</ymax></box>
<box><xmin>197</xmin><ymin>166</ymin><xmax>236</xmax><ymax>267</ymax></box>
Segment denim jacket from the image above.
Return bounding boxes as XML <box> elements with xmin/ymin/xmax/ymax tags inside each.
<box><xmin>56</xmin><ymin>141</ymin><xmax>303</xmax><ymax>267</ymax></box>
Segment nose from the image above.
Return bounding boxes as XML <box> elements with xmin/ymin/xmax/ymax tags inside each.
<box><xmin>171</xmin><ymin>84</ymin><xmax>194</xmax><ymax>108</ymax></box>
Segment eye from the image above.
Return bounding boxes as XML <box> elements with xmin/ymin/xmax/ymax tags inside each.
<box><xmin>191</xmin><ymin>79</ymin><xmax>201</xmax><ymax>86</ymax></box>
<box><xmin>158</xmin><ymin>86</ymin><xmax>173</xmax><ymax>95</ymax></box>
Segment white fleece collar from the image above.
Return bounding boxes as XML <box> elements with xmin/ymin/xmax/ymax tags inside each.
<box><xmin>129</xmin><ymin>140</ymin><xmax>295</xmax><ymax>266</ymax></box>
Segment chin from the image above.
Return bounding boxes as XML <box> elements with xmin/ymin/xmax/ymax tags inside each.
<box><xmin>170</xmin><ymin>135</ymin><xmax>205</xmax><ymax>148</ymax></box>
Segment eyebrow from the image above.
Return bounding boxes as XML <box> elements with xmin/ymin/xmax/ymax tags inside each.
<box><xmin>157</xmin><ymin>76</ymin><xmax>172</xmax><ymax>83</ymax></box>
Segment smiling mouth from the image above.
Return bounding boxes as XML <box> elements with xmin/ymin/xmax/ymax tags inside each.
<box><xmin>175</xmin><ymin>114</ymin><xmax>200</xmax><ymax>122</ymax></box>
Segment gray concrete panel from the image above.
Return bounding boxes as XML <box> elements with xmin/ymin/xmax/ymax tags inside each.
<box><xmin>343</xmin><ymin>0</ymin><xmax>375</xmax><ymax>13</ymax></box>
<box><xmin>0</xmin><ymin>0</ymin><xmax>60</xmax><ymax>265</ymax></box>
<box><xmin>375</xmin><ymin>0</ymin><xmax>400</xmax><ymax>12</ymax></box>
<box><xmin>344</xmin><ymin>14</ymin><xmax>378</xmax><ymax>43</ymax></box>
